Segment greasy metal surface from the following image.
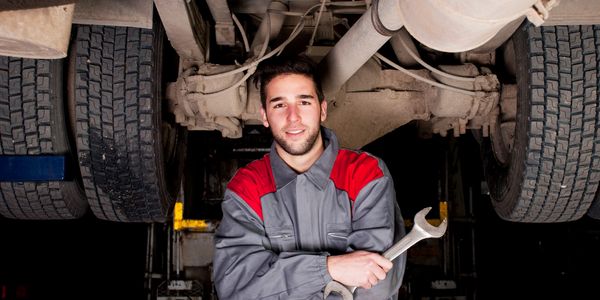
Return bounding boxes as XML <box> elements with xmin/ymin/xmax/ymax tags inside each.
<box><xmin>323</xmin><ymin>207</ymin><xmax>448</xmax><ymax>300</ymax></box>
<box><xmin>73</xmin><ymin>0</ymin><xmax>153</xmax><ymax>28</ymax></box>
<box><xmin>0</xmin><ymin>4</ymin><xmax>74</xmax><ymax>58</ymax></box>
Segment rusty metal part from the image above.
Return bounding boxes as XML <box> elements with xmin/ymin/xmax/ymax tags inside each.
<box><xmin>323</xmin><ymin>207</ymin><xmax>448</xmax><ymax>300</ymax></box>
<box><xmin>167</xmin><ymin>64</ymin><xmax>248</xmax><ymax>138</ymax></box>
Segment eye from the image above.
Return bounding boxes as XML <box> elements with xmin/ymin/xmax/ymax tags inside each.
<box><xmin>300</xmin><ymin>100</ymin><xmax>312</xmax><ymax>105</ymax></box>
<box><xmin>272</xmin><ymin>103</ymin><xmax>284</xmax><ymax>109</ymax></box>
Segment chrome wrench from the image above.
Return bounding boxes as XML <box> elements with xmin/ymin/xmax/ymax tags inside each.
<box><xmin>323</xmin><ymin>206</ymin><xmax>448</xmax><ymax>300</ymax></box>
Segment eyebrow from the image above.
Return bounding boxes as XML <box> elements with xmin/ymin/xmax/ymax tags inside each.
<box><xmin>267</xmin><ymin>94</ymin><xmax>315</xmax><ymax>103</ymax></box>
<box><xmin>267</xmin><ymin>96</ymin><xmax>284</xmax><ymax>103</ymax></box>
<box><xmin>298</xmin><ymin>94</ymin><xmax>315</xmax><ymax>99</ymax></box>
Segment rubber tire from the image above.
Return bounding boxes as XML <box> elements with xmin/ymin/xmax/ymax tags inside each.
<box><xmin>483</xmin><ymin>24</ymin><xmax>600</xmax><ymax>223</ymax></box>
<box><xmin>0</xmin><ymin>57</ymin><xmax>88</xmax><ymax>220</ymax></box>
<box><xmin>71</xmin><ymin>18</ymin><xmax>186</xmax><ymax>222</ymax></box>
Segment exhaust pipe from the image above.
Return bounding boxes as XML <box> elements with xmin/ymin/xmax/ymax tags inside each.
<box><xmin>318</xmin><ymin>0</ymin><xmax>543</xmax><ymax>100</ymax></box>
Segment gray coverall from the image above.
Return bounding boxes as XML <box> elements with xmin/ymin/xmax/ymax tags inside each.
<box><xmin>213</xmin><ymin>127</ymin><xmax>406</xmax><ymax>299</ymax></box>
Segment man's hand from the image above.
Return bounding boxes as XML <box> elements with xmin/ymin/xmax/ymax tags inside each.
<box><xmin>326</xmin><ymin>250</ymin><xmax>393</xmax><ymax>289</ymax></box>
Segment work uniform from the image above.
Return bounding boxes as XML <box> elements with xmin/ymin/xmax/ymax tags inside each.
<box><xmin>213</xmin><ymin>127</ymin><xmax>406</xmax><ymax>299</ymax></box>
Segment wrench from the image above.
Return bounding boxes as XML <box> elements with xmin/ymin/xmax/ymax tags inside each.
<box><xmin>323</xmin><ymin>206</ymin><xmax>448</xmax><ymax>300</ymax></box>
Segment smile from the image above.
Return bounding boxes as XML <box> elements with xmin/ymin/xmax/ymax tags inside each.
<box><xmin>286</xmin><ymin>129</ymin><xmax>305</xmax><ymax>135</ymax></box>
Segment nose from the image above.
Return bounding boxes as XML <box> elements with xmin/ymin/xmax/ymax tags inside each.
<box><xmin>287</xmin><ymin>105</ymin><xmax>300</xmax><ymax>122</ymax></box>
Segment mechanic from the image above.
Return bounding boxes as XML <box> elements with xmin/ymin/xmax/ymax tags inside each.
<box><xmin>213</xmin><ymin>54</ymin><xmax>406</xmax><ymax>299</ymax></box>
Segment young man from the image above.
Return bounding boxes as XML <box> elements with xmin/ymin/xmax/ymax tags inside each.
<box><xmin>213</xmin><ymin>54</ymin><xmax>406</xmax><ymax>299</ymax></box>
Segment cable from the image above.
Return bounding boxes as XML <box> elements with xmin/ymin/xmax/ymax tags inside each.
<box><xmin>232</xmin><ymin>13</ymin><xmax>250</xmax><ymax>52</ymax></box>
<box><xmin>375</xmin><ymin>53</ymin><xmax>476</xmax><ymax>96</ymax></box>
<box><xmin>257</xmin><ymin>9</ymin><xmax>271</xmax><ymax>58</ymax></box>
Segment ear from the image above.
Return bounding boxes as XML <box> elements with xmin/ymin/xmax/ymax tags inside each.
<box><xmin>260</xmin><ymin>107</ymin><xmax>270</xmax><ymax>128</ymax></box>
<box><xmin>320</xmin><ymin>100</ymin><xmax>327</xmax><ymax>122</ymax></box>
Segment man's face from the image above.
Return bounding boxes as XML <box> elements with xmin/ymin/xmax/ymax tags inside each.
<box><xmin>261</xmin><ymin>73</ymin><xmax>327</xmax><ymax>156</ymax></box>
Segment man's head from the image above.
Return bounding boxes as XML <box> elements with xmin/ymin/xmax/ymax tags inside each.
<box><xmin>254</xmin><ymin>54</ymin><xmax>327</xmax><ymax>163</ymax></box>
<box><xmin>254</xmin><ymin>54</ymin><xmax>325</xmax><ymax>109</ymax></box>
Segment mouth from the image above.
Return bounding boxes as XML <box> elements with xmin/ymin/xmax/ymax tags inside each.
<box><xmin>287</xmin><ymin>129</ymin><xmax>304</xmax><ymax>134</ymax></box>
<box><xmin>285</xmin><ymin>128</ymin><xmax>305</xmax><ymax>137</ymax></box>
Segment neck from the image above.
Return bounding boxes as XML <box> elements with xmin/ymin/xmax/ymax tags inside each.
<box><xmin>276</xmin><ymin>133</ymin><xmax>325</xmax><ymax>173</ymax></box>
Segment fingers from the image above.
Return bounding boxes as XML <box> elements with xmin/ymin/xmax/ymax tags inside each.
<box><xmin>371</xmin><ymin>254</ymin><xmax>393</xmax><ymax>272</ymax></box>
<box><xmin>359</xmin><ymin>254</ymin><xmax>389</xmax><ymax>289</ymax></box>
<box><xmin>327</xmin><ymin>251</ymin><xmax>394</xmax><ymax>289</ymax></box>
<box><xmin>361</xmin><ymin>270</ymin><xmax>384</xmax><ymax>289</ymax></box>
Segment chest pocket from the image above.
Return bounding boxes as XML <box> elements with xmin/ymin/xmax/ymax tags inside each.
<box><xmin>326</xmin><ymin>223</ymin><xmax>351</xmax><ymax>253</ymax></box>
<box><xmin>265</xmin><ymin>225</ymin><xmax>296</xmax><ymax>252</ymax></box>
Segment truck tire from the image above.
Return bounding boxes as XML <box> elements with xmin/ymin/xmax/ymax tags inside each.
<box><xmin>590</xmin><ymin>192</ymin><xmax>600</xmax><ymax>219</ymax></box>
<box><xmin>0</xmin><ymin>57</ymin><xmax>88</xmax><ymax>220</ymax></box>
<box><xmin>70</xmin><ymin>18</ymin><xmax>186</xmax><ymax>222</ymax></box>
<box><xmin>483</xmin><ymin>24</ymin><xmax>600</xmax><ymax>223</ymax></box>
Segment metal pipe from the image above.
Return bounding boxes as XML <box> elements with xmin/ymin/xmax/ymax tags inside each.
<box><xmin>319</xmin><ymin>0</ymin><xmax>403</xmax><ymax>100</ymax></box>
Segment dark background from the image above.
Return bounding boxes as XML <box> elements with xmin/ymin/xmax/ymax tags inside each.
<box><xmin>1</xmin><ymin>123</ymin><xmax>599</xmax><ymax>300</ymax></box>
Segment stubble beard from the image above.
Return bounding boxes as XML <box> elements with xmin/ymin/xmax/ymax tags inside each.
<box><xmin>273</xmin><ymin>126</ymin><xmax>320</xmax><ymax>156</ymax></box>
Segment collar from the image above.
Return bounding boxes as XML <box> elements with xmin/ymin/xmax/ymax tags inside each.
<box><xmin>270</xmin><ymin>127</ymin><xmax>339</xmax><ymax>190</ymax></box>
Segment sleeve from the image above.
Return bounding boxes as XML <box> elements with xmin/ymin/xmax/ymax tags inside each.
<box><xmin>349</xmin><ymin>161</ymin><xmax>407</xmax><ymax>300</ymax></box>
<box><xmin>213</xmin><ymin>189</ymin><xmax>333</xmax><ymax>300</ymax></box>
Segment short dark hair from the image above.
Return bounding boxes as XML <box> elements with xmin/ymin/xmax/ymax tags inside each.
<box><xmin>253</xmin><ymin>54</ymin><xmax>324</xmax><ymax>108</ymax></box>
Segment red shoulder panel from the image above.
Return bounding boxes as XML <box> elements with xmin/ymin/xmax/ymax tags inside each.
<box><xmin>330</xmin><ymin>150</ymin><xmax>384</xmax><ymax>201</ymax></box>
<box><xmin>227</xmin><ymin>154</ymin><xmax>276</xmax><ymax>221</ymax></box>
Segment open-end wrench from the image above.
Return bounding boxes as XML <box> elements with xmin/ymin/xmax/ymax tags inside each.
<box><xmin>323</xmin><ymin>206</ymin><xmax>448</xmax><ymax>300</ymax></box>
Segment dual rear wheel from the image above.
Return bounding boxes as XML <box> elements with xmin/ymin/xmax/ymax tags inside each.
<box><xmin>0</xmin><ymin>15</ymin><xmax>185</xmax><ymax>222</ymax></box>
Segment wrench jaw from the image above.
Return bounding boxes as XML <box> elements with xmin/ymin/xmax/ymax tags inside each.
<box><xmin>323</xmin><ymin>281</ymin><xmax>354</xmax><ymax>300</ymax></box>
<box><xmin>413</xmin><ymin>207</ymin><xmax>448</xmax><ymax>238</ymax></box>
